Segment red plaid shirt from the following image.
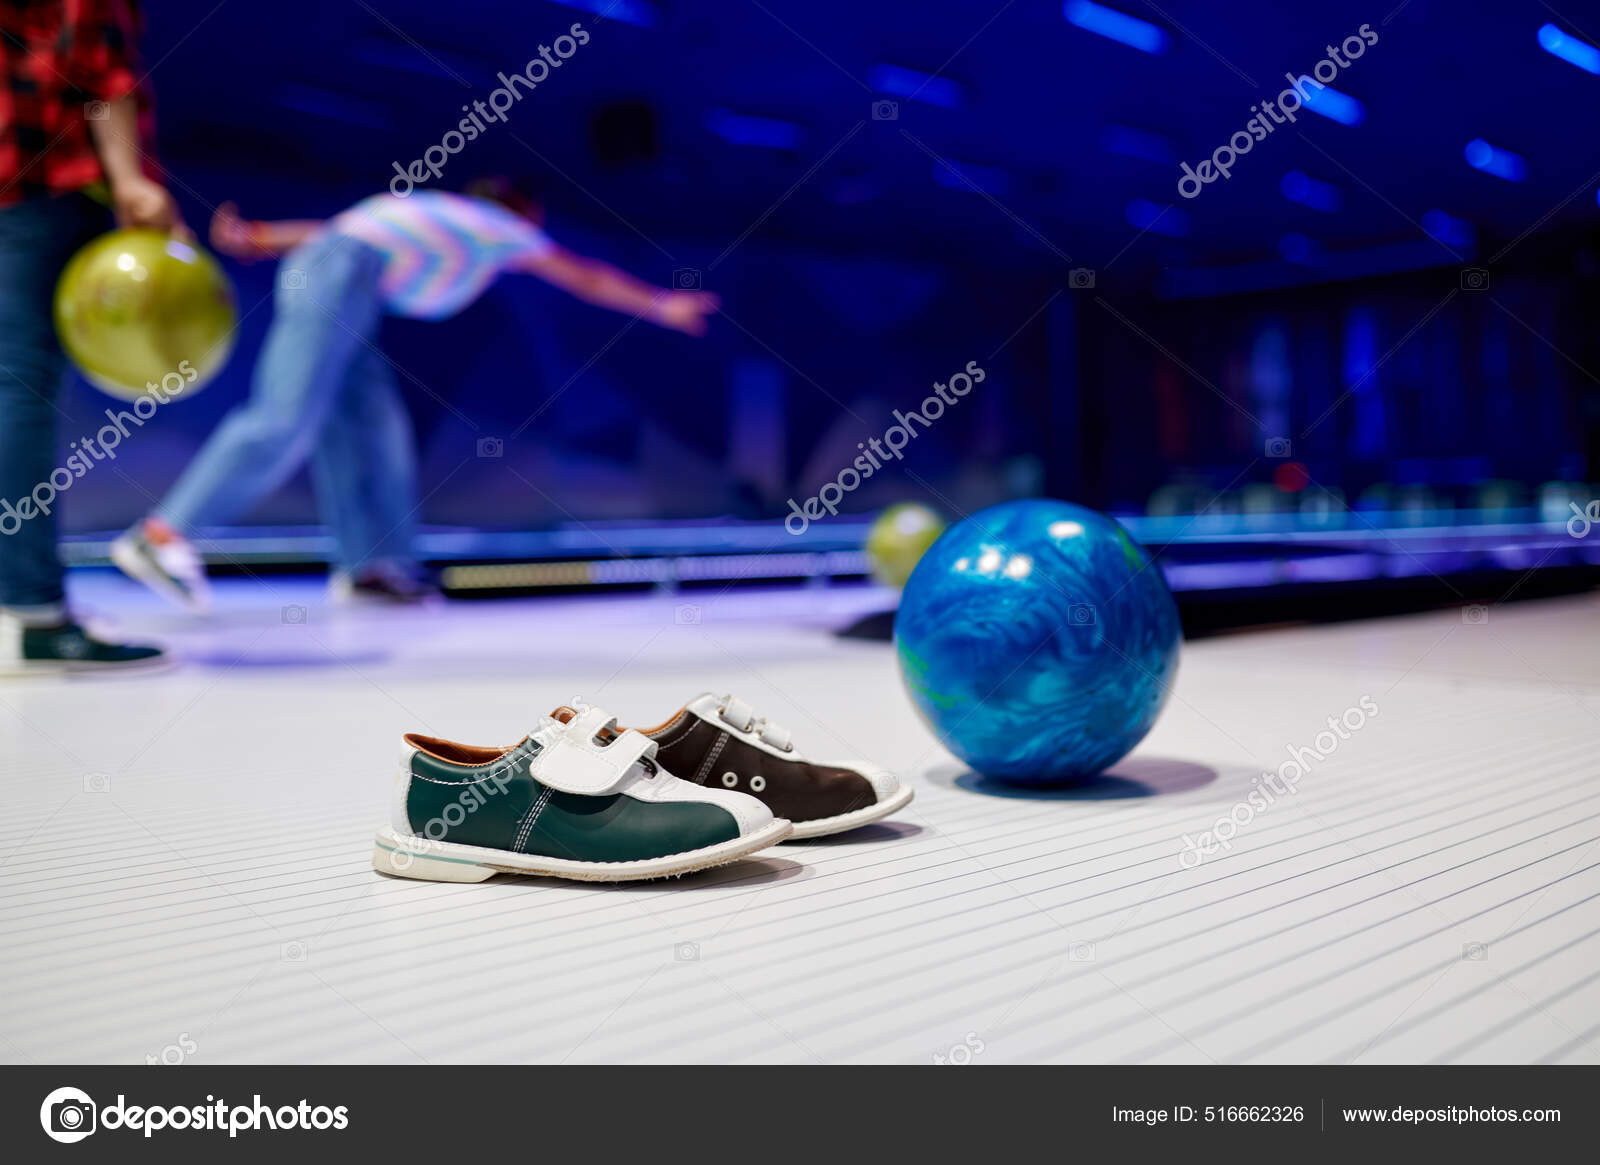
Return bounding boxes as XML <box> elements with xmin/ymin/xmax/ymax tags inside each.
<box><xmin>0</xmin><ymin>0</ymin><xmax>141</xmax><ymax>206</ymax></box>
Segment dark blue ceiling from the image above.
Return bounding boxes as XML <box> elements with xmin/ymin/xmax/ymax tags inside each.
<box><xmin>143</xmin><ymin>0</ymin><xmax>1600</xmax><ymax>281</ymax></box>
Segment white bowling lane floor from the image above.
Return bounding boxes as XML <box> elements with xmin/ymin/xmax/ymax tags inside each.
<box><xmin>2</xmin><ymin>572</ymin><xmax>1597</xmax><ymax>1064</ymax></box>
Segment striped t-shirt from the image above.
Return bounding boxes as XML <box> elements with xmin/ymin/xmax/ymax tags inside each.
<box><xmin>328</xmin><ymin>191</ymin><xmax>553</xmax><ymax>319</ymax></box>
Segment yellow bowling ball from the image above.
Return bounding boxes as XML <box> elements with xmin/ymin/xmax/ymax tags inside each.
<box><xmin>54</xmin><ymin>229</ymin><xmax>236</xmax><ymax>402</ymax></box>
<box><xmin>865</xmin><ymin>502</ymin><xmax>946</xmax><ymax>588</ymax></box>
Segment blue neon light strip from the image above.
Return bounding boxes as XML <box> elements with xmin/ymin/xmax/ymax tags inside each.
<box><xmin>1298</xmin><ymin>82</ymin><xmax>1364</xmax><ymax>126</ymax></box>
<box><xmin>1538</xmin><ymin>23</ymin><xmax>1600</xmax><ymax>73</ymax></box>
<box><xmin>705</xmin><ymin>108</ymin><xmax>803</xmax><ymax>149</ymax></box>
<box><xmin>866</xmin><ymin>64</ymin><xmax>962</xmax><ymax>109</ymax></box>
<box><xmin>1063</xmin><ymin>1</ymin><xmax>1167</xmax><ymax>54</ymax></box>
<box><xmin>1464</xmin><ymin>138</ymin><xmax>1526</xmax><ymax>181</ymax></box>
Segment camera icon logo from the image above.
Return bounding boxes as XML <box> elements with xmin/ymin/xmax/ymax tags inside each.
<box><xmin>1068</xmin><ymin>941</ymin><xmax>1097</xmax><ymax>962</ymax></box>
<box><xmin>476</xmin><ymin>436</ymin><xmax>504</xmax><ymax>459</ymax></box>
<box><xmin>1462</xmin><ymin>604</ymin><xmax>1489</xmax><ymax>625</ymax></box>
<box><xmin>672</xmin><ymin>267</ymin><xmax>702</xmax><ymax>290</ymax></box>
<box><xmin>1068</xmin><ymin>604</ymin><xmax>1096</xmax><ymax>626</ymax></box>
<box><xmin>674</xmin><ymin>941</ymin><xmax>700</xmax><ymax>962</ymax></box>
<box><xmin>85</xmin><ymin>101</ymin><xmax>110</xmax><ymax>121</ymax></box>
<box><xmin>674</xmin><ymin>604</ymin><xmax>702</xmax><ymax>625</ymax></box>
<box><xmin>932</xmin><ymin>1031</ymin><xmax>986</xmax><ymax>1065</ymax></box>
<box><xmin>281</xmin><ymin>604</ymin><xmax>307</xmax><ymax>625</ymax></box>
<box><xmin>1264</xmin><ymin>437</ymin><xmax>1292</xmax><ymax>458</ymax></box>
<box><xmin>40</xmin><ymin>1086</ymin><xmax>97</xmax><ymax>1143</ymax></box>
<box><xmin>83</xmin><ymin>772</ymin><xmax>111</xmax><ymax>794</ymax></box>
<box><xmin>1068</xmin><ymin>267</ymin><xmax>1096</xmax><ymax>289</ymax></box>
<box><xmin>281</xmin><ymin>268</ymin><xmax>308</xmax><ymax>290</ymax></box>
<box><xmin>1462</xmin><ymin>941</ymin><xmax>1488</xmax><ymax>962</ymax></box>
<box><xmin>871</xmin><ymin>99</ymin><xmax>899</xmax><ymax>121</ymax></box>
<box><xmin>281</xmin><ymin>940</ymin><xmax>308</xmax><ymax>963</ymax></box>
<box><xmin>1459</xmin><ymin>267</ymin><xmax>1489</xmax><ymax>291</ymax></box>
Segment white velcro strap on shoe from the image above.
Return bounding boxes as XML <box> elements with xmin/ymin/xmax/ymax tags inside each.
<box><xmin>721</xmin><ymin>697</ymin><xmax>756</xmax><ymax>733</ymax></box>
<box><xmin>567</xmin><ymin>706</ymin><xmax>622</xmax><ymax>743</ymax></box>
<box><xmin>532</xmin><ymin>708</ymin><xmax>657</xmax><ymax>795</ymax></box>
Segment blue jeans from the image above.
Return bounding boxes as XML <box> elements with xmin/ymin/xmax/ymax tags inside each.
<box><xmin>0</xmin><ymin>193</ymin><xmax>111</xmax><ymax>616</ymax></box>
<box><xmin>157</xmin><ymin>233</ymin><xmax>418</xmax><ymax>574</ymax></box>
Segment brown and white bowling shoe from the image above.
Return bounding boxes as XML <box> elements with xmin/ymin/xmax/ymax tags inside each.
<box><xmin>634</xmin><ymin>694</ymin><xmax>913</xmax><ymax>838</ymax></box>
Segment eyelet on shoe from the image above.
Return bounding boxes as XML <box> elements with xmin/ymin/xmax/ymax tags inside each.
<box><xmin>750</xmin><ymin>775</ymin><xmax>766</xmax><ymax>792</ymax></box>
<box><xmin>721</xmin><ymin>771</ymin><xmax>738</xmax><ymax>788</ymax></box>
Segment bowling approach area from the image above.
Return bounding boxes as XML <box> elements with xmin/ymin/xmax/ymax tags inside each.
<box><xmin>5</xmin><ymin>568</ymin><xmax>1598</xmax><ymax>1065</ymax></box>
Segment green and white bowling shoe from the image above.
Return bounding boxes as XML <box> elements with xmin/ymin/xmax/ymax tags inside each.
<box><xmin>374</xmin><ymin>704</ymin><xmax>791</xmax><ymax>883</ymax></box>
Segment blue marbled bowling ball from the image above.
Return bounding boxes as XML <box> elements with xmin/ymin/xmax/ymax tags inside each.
<box><xmin>895</xmin><ymin>499</ymin><xmax>1181</xmax><ymax>783</ymax></box>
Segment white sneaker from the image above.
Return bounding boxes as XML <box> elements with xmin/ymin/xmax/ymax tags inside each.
<box><xmin>328</xmin><ymin>563</ymin><xmax>440</xmax><ymax>606</ymax></box>
<box><xmin>110</xmin><ymin>523</ymin><xmax>211</xmax><ymax>614</ymax></box>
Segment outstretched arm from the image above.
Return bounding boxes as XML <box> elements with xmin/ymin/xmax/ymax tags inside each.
<box><xmin>514</xmin><ymin>246</ymin><xmax>721</xmax><ymax>336</ymax></box>
<box><xmin>209</xmin><ymin>202</ymin><xmax>325</xmax><ymax>262</ymax></box>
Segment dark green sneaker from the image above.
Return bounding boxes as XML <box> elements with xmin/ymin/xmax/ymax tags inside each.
<box><xmin>374</xmin><ymin>704</ymin><xmax>791</xmax><ymax>883</ymax></box>
<box><xmin>0</xmin><ymin>616</ymin><xmax>167</xmax><ymax>676</ymax></box>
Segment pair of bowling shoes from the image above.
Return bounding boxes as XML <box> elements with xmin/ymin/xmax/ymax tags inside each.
<box><xmin>373</xmin><ymin>694</ymin><xmax>913</xmax><ymax>883</ymax></box>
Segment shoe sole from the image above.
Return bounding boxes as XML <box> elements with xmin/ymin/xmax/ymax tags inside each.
<box><xmin>372</xmin><ymin>818</ymin><xmax>793</xmax><ymax>883</ymax></box>
<box><xmin>787</xmin><ymin>783</ymin><xmax>915</xmax><ymax>839</ymax></box>
<box><xmin>0</xmin><ymin>654</ymin><xmax>174</xmax><ymax>679</ymax></box>
<box><xmin>110</xmin><ymin>537</ymin><xmax>207</xmax><ymax>614</ymax></box>
<box><xmin>329</xmin><ymin>588</ymin><xmax>443</xmax><ymax>608</ymax></box>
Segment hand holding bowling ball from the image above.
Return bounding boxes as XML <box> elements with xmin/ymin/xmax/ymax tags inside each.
<box><xmin>107</xmin><ymin>173</ymin><xmax>189</xmax><ymax>239</ymax></box>
<box><xmin>53</xmin><ymin>229</ymin><xmax>237</xmax><ymax>402</ymax></box>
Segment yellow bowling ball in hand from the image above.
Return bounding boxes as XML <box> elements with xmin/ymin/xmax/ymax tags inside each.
<box><xmin>54</xmin><ymin>229</ymin><xmax>237</xmax><ymax>402</ymax></box>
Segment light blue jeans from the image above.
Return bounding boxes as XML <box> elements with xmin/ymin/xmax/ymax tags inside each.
<box><xmin>157</xmin><ymin>233</ymin><xmax>418</xmax><ymax>574</ymax></box>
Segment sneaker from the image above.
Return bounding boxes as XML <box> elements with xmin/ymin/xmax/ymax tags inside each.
<box><xmin>110</xmin><ymin>519</ymin><xmax>211</xmax><ymax>613</ymax></box>
<box><xmin>633</xmin><ymin>694</ymin><xmax>912</xmax><ymax>838</ymax></box>
<box><xmin>330</xmin><ymin>562</ymin><xmax>439</xmax><ymax>606</ymax></box>
<box><xmin>373</xmin><ymin>703</ymin><xmax>791</xmax><ymax>882</ymax></box>
<box><xmin>0</xmin><ymin>615</ymin><xmax>167</xmax><ymax>676</ymax></box>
